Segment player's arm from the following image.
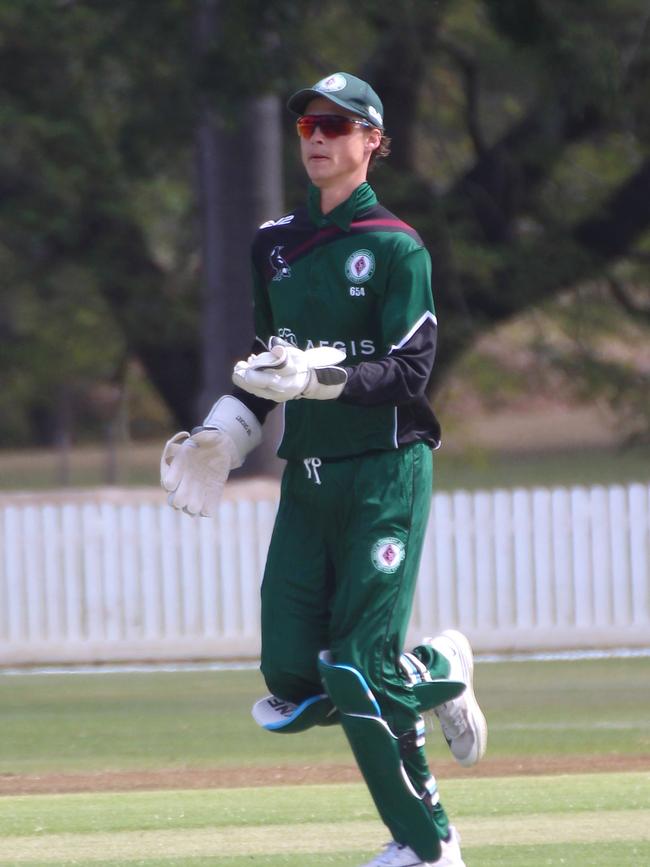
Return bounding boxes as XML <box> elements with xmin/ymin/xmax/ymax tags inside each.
<box><xmin>339</xmin><ymin>246</ymin><xmax>436</xmax><ymax>407</ymax></box>
<box><xmin>231</xmin><ymin>263</ymin><xmax>283</xmax><ymax>420</ymax></box>
<box><xmin>160</xmin><ymin>266</ymin><xmax>273</xmax><ymax>517</ymax></box>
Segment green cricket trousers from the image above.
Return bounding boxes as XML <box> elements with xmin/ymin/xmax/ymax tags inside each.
<box><xmin>260</xmin><ymin>442</ymin><xmax>450</xmax><ymax>855</ymax></box>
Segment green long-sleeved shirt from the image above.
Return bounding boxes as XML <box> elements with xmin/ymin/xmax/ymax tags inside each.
<box><xmin>238</xmin><ymin>182</ymin><xmax>441</xmax><ymax>460</ymax></box>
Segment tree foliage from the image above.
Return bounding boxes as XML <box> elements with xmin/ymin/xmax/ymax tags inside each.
<box><xmin>1</xmin><ymin>0</ymin><xmax>649</xmax><ymax>448</ymax></box>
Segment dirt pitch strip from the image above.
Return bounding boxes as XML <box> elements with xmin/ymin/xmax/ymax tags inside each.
<box><xmin>2</xmin><ymin>753</ymin><xmax>649</xmax><ymax>796</ymax></box>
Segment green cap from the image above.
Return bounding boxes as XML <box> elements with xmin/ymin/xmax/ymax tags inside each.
<box><xmin>287</xmin><ymin>72</ymin><xmax>384</xmax><ymax>129</ymax></box>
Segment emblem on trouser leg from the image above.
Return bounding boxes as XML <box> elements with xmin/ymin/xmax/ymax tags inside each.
<box><xmin>371</xmin><ymin>537</ymin><xmax>405</xmax><ymax>573</ymax></box>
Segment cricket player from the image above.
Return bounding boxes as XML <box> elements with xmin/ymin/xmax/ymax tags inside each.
<box><xmin>161</xmin><ymin>72</ymin><xmax>487</xmax><ymax>866</ymax></box>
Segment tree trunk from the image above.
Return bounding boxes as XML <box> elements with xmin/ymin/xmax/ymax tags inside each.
<box><xmin>194</xmin><ymin>0</ymin><xmax>283</xmax><ymax>476</ymax></box>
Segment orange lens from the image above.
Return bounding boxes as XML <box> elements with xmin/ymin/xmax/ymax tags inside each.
<box><xmin>296</xmin><ymin>115</ymin><xmax>368</xmax><ymax>139</ymax></box>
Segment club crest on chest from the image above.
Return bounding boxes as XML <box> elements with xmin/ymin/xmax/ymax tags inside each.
<box><xmin>346</xmin><ymin>249</ymin><xmax>375</xmax><ymax>283</ymax></box>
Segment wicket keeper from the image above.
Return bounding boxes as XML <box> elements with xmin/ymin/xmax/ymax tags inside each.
<box><xmin>162</xmin><ymin>71</ymin><xmax>487</xmax><ymax>867</ymax></box>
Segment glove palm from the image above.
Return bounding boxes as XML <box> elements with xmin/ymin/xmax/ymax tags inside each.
<box><xmin>160</xmin><ymin>396</ymin><xmax>262</xmax><ymax>518</ymax></box>
<box><xmin>160</xmin><ymin>428</ymin><xmax>239</xmax><ymax>517</ymax></box>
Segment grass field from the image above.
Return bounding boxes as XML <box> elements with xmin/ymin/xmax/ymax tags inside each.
<box><xmin>1</xmin><ymin>774</ymin><xmax>649</xmax><ymax>865</ymax></box>
<box><xmin>1</xmin><ymin>658</ymin><xmax>649</xmax><ymax>865</ymax></box>
<box><xmin>1</xmin><ymin>441</ymin><xmax>649</xmax><ymax>492</ymax></box>
<box><xmin>2</xmin><ymin>659</ymin><xmax>649</xmax><ymax>774</ymax></box>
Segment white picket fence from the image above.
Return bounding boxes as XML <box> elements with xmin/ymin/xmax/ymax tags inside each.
<box><xmin>0</xmin><ymin>482</ymin><xmax>649</xmax><ymax>665</ymax></box>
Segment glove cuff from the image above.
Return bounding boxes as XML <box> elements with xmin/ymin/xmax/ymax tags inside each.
<box><xmin>202</xmin><ymin>395</ymin><xmax>262</xmax><ymax>467</ymax></box>
<box><xmin>302</xmin><ymin>366</ymin><xmax>348</xmax><ymax>400</ymax></box>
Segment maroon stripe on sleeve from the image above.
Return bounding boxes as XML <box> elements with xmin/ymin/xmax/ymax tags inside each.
<box><xmin>284</xmin><ymin>226</ymin><xmax>342</xmax><ymax>262</ymax></box>
<box><xmin>352</xmin><ymin>218</ymin><xmax>410</xmax><ymax>230</ymax></box>
<box><xmin>350</xmin><ymin>218</ymin><xmax>422</xmax><ymax>242</ymax></box>
<box><xmin>263</xmin><ymin>216</ymin><xmax>422</xmax><ymax>280</ymax></box>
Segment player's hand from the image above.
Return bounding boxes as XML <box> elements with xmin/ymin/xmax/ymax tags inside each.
<box><xmin>232</xmin><ymin>337</ymin><xmax>347</xmax><ymax>402</ymax></box>
<box><xmin>160</xmin><ymin>428</ymin><xmax>239</xmax><ymax>517</ymax></box>
<box><xmin>160</xmin><ymin>396</ymin><xmax>262</xmax><ymax>518</ymax></box>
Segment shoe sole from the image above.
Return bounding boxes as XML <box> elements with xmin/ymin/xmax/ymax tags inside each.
<box><xmin>439</xmin><ymin>629</ymin><xmax>488</xmax><ymax>767</ymax></box>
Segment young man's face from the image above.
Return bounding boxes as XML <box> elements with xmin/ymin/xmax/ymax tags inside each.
<box><xmin>299</xmin><ymin>96</ymin><xmax>381</xmax><ymax>189</ymax></box>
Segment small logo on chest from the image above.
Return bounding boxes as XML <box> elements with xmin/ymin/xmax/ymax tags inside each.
<box><xmin>270</xmin><ymin>245</ymin><xmax>292</xmax><ymax>281</ymax></box>
<box><xmin>345</xmin><ymin>249</ymin><xmax>375</xmax><ymax>283</ymax></box>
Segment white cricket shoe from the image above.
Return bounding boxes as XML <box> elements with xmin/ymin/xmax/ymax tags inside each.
<box><xmin>425</xmin><ymin>630</ymin><xmax>487</xmax><ymax>767</ymax></box>
<box><xmin>434</xmin><ymin>825</ymin><xmax>466</xmax><ymax>866</ymax></box>
<box><xmin>358</xmin><ymin>826</ymin><xmax>465</xmax><ymax>866</ymax></box>
<box><xmin>358</xmin><ymin>841</ymin><xmax>432</xmax><ymax>866</ymax></box>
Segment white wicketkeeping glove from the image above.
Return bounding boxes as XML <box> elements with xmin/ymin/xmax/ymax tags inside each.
<box><xmin>232</xmin><ymin>337</ymin><xmax>347</xmax><ymax>402</ymax></box>
<box><xmin>160</xmin><ymin>395</ymin><xmax>262</xmax><ymax>517</ymax></box>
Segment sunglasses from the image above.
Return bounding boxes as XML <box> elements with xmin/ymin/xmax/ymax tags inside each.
<box><xmin>296</xmin><ymin>114</ymin><xmax>373</xmax><ymax>139</ymax></box>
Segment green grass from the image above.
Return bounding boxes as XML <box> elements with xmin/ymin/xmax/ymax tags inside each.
<box><xmin>0</xmin><ymin>669</ymin><xmax>344</xmax><ymax>774</ymax></box>
<box><xmin>4</xmin><ymin>851</ymin><xmax>647</xmax><ymax>867</ymax></box>
<box><xmin>477</xmin><ymin>657</ymin><xmax>650</xmax><ymax>758</ymax></box>
<box><xmin>2</xmin><ymin>773</ymin><xmax>649</xmax><ymax>836</ymax></box>
<box><xmin>1</xmin><ymin>661</ymin><xmax>649</xmax><ymax>865</ymax></box>
<box><xmin>1</xmin><ymin>442</ymin><xmax>649</xmax><ymax>491</ymax></box>
<box><xmin>0</xmin><ymin>774</ymin><xmax>649</xmax><ymax>865</ymax></box>
<box><xmin>1</xmin><ymin>659</ymin><xmax>649</xmax><ymax>775</ymax></box>
<box><xmin>434</xmin><ymin>445</ymin><xmax>650</xmax><ymax>491</ymax></box>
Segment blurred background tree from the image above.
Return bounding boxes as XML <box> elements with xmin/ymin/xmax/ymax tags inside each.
<box><xmin>1</xmin><ymin>0</ymin><xmax>648</xmax><ymax>479</ymax></box>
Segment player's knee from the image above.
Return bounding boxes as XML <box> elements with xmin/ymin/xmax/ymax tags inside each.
<box><xmin>260</xmin><ymin>665</ymin><xmax>294</xmax><ymax>702</ymax></box>
<box><xmin>260</xmin><ymin>658</ymin><xmax>321</xmax><ymax>705</ymax></box>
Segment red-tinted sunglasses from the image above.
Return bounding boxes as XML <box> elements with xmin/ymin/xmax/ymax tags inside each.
<box><xmin>296</xmin><ymin>114</ymin><xmax>373</xmax><ymax>139</ymax></box>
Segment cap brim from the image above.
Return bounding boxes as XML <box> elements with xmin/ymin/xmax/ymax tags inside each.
<box><xmin>287</xmin><ymin>88</ymin><xmax>322</xmax><ymax>115</ymax></box>
<box><xmin>287</xmin><ymin>88</ymin><xmax>365</xmax><ymax>120</ymax></box>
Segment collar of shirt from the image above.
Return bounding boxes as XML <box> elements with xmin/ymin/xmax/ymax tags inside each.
<box><xmin>307</xmin><ymin>182</ymin><xmax>378</xmax><ymax>231</ymax></box>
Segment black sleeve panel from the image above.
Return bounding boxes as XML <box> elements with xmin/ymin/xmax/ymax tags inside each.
<box><xmin>231</xmin><ymin>386</ymin><xmax>277</xmax><ymax>424</ymax></box>
<box><xmin>230</xmin><ymin>336</ymin><xmax>277</xmax><ymax>425</ymax></box>
<box><xmin>339</xmin><ymin>315</ymin><xmax>437</xmax><ymax>407</ymax></box>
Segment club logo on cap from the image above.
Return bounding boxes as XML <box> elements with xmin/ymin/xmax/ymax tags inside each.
<box><xmin>368</xmin><ymin>105</ymin><xmax>383</xmax><ymax>126</ymax></box>
<box><xmin>345</xmin><ymin>249</ymin><xmax>375</xmax><ymax>283</ymax></box>
<box><xmin>371</xmin><ymin>537</ymin><xmax>405</xmax><ymax>573</ymax></box>
<box><xmin>316</xmin><ymin>73</ymin><xmax>347</xmax><ymax>93</ymax></box>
